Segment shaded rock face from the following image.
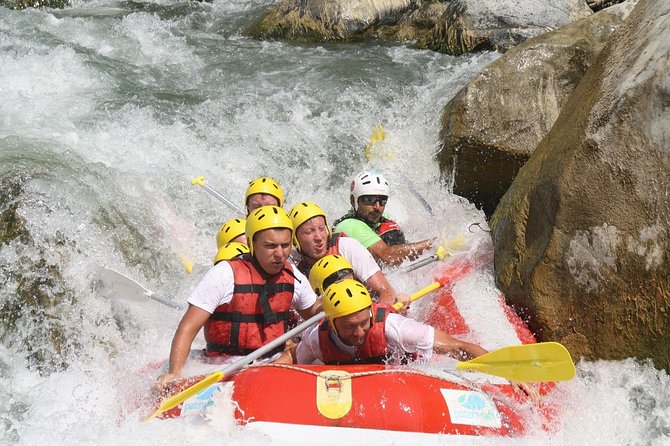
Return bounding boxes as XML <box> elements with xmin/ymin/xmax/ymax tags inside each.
<box><xmin>427</xmin><ymin>0</ymin><xmax>593</xmax><ymax>55</ymax></box>
<box><xmin>0</xmin><ymin>174</ymin><xmax>79</xmax><ymax>374</ymax></box>
<box><xmin>0</xmin><ymin>0</ymin><xmax>68</xmax><ymax>9</ymax></box>
<box><xmin>437</xmin><ymin>2</ymin><xmax>634</xmax><ymax>218</ymax></box>
<box><xmin>490</xmin><ymin>0</ymin><xmax>670</xmax><ymax>371</ymax></box>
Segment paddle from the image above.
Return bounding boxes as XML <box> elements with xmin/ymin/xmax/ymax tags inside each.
<box><xmin>403</xmin><ymin>236</ymin><xmax>468</xmax><ymax>273</ymax></box>
<box><xmin>363</xmin><ymin>122</ymin><xmax>434</xmax><ymax>216</ymax></box>
<box><xmin>191</xmin><ymin>176</ymin><xmax>245</xmax><ymax>216</ymax></box>
<box><xmin>455</xmin><ymin>342</ymin><xmax>576</xmax><ymax>382</ymax></box>
<box><xmin>144</xmin><ymin>311</ymin><xmax>326</xmax><ymax>422</ymax></box>
<box><xmin>144</xmin><ymin>278</ymin><xmax>447</xmax><ymax>422</ymax></box>
<box><xmin>97</xmin><ymin>267</ymin><xmax>185</xmax><ymax>310</ymax></box>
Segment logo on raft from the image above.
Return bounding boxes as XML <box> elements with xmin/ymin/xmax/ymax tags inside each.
<box><xmin>181</xmin><ymin>383</ymin><xmax>221</xmax><ymax>415</ymax></box>
<box><xmin>440</xmin><ymin>389</ymin><xmax>502</xmax><ymax>428</ymax></box>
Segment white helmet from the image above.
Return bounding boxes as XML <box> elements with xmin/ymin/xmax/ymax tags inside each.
<box><xmin>350</xmin><ymin>171</ymin><xmax>390</xmax><ymax>211</ymax></box>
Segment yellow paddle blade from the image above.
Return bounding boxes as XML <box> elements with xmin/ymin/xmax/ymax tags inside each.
<box><xmin>456</xmin><ymin>342</ymin><xmax>576</xmax><ymax>382</ymax></box>
<box><xmin>364</xmin><ymin>122</ymin><xmax>394</xmax><ymax>162</ymax></box>
<box><xmin>144</xmin><ymin>371</ymin><xmax>224</xmax><ymax>423</ymax></box>
<box><xmin>179</xmin><ymin>256</ymin><xmax>194</xmax><ymax>274</ymax></box>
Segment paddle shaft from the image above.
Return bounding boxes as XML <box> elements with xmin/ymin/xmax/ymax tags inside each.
<box><xmin>191</xmin><ymin>176</ymin><xmax>245</xmax><ymax>216</ymax></box>
<box><xmin>148</xmin><ymin>292</ymin><xmax>185</xmax><ymax>310</ymax></box>
<box><xmin>99</xmin><ymin>267</ymin><xmax>185</xmax><ymax>310</ymax></box>
<box><xmin>404</xmin><ymin>254</ymin><xmax>439</xmax><ymax>273</ymax></box>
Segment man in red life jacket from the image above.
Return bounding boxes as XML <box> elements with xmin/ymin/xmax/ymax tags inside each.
<box><xmin>332</xmin><ymin>171</ymin><xmax>433</xmax><ymax>266</ymax></box>
<box><xmin>288</xmin><ymin>201</ymin><xmax>411</xmax><ymax>309</ymax></box>
<box><xmin>158</xmin><ymin>205</ymin><xmax>320</xmax><ymax>384</ymax></box>
<box><xmin>277</xmin><ymin>279</ymin><xmax>487</xmax><ymax>365</ymax></box>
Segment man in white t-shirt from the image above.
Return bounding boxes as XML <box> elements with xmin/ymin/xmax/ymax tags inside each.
<box><xmin>277</xmin><ymin>279</ymin><xmax>487</xmax><ymax>365</ymax></box>
<box><xmin>158</xmin><ymin>205</ymin><xmax>320</xmax><ymax>384</ymax></box>
<box><xmin>288</xmin><ymin>201</ymin><xmax>410</xmax><ymax>309</ymax></box>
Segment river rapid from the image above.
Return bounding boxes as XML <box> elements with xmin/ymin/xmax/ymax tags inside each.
<box><xmin>1</xmin><ymin>0</ymin><xmax>669</xmax><ymax>444</ymax></box>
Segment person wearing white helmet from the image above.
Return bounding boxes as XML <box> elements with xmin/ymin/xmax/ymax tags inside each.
<box><xmin>333</xmin><ymin>171</ymin><xmax>433</xmax><ymax>266</ymax></box>
<box><xmin>157</xmin><ymin>205</ymin><xmax>320</xmax><ymax>386</ymax></box>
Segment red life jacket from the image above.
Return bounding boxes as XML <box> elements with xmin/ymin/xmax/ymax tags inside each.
<box><xmin>318</xmin><ymin>303</ymin><xmax>395</xmax><ymax>365</ymax></box>
<box><xmin>296</xmin><ymin>233</ymin><xmax>343</xmax><ymax>277</ymax></box>
<box><xmin>203</xmin><ymin>255</ymin><xmax>295</xmax><ymax>358</ymax></box>
<box><xmin>333</xmin><ymin>212</ymin><xmax>406</xmax><ymax>246</ymax></box>
<box><xmin>376</xmin><ymin>219</ymin><xmax>406</xmax><ymax>245</ymax></box>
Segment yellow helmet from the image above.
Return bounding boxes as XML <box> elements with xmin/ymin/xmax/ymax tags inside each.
<box><xmin>288</xmin><ymin>201</ymin><xmax>331</xmax><ymax>252</ymax></box>
<box><xmin>213</xmin><ymin>242</ymin><xmax>250</xmax><ymax>264</ymax></box>
<box><xmin>245</xmin><ymin>205</ymin><xmax>293</xmax><ymax>255</ymax></box>
<box><xmin>308</xmin><ymin>254</ymin><xmax>354</xmax><ymax>295</ymax></box>
<box><xmin>216</xmin><ymin>218</ymin><xmax>247</xmax><ymax>248</ymax></box>
<box><xmin>245</xmin><ymin>177</ymin><xmax>284</xmax><ymax>207</ymax></box>
<box><xmin>322</xmin><ymin>279</ymin><xmax>372</xmax><ymax>326</ymax></box>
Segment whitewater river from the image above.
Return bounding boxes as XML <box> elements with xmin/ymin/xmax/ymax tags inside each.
<box><xmin>1</xmin><ymin>0</ymin><xmax>668</xmax><ymax>444</ymax></box>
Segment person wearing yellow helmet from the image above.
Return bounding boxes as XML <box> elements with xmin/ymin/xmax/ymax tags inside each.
<box><xmin>213</xmin><ymin>242</ymin><xmax>249</xmax><ymax>265</ymax></box>
<box><xmin>216</xmin><ymin>218</ymin><xmax>247</xmax><ymax>248</ymax></box>
<box><xmin>333</xmin><ymin>171</ymin><xmax>433</xmax><ymax>266</ymax></box>
<box><xmin>245</xmin><ymin>176</ymin><xmax>284</xmax><ymax>215</ymax></box>
<box><xmin>289</xmin><ymin>201</ymin><xmax>411</xmax><ymax>309</ymax></box>
<box><xmin>279</xmin><ymin>279</ymin><xmax>488</xmax><ymax>366</ymax></box>
<box><xmin>158</xmin><ymin>205</ymin><xmax>319</xmax><ymax>385</ymax></box>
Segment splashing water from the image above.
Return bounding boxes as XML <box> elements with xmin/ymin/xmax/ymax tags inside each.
<box><xmin>1</xmin><ymin>1</ymin><xmax>668</xmax><ymax>444</ymax></box>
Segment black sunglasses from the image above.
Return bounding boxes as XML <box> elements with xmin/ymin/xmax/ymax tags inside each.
<box><xmin>359</xmin><ymin>196</ymin><xmax>388</xmax><ymax>206</ymax></box>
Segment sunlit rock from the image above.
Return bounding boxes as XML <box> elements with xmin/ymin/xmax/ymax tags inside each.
<box><xmin>248</xmin><ymin>0</ymin><xmax>413</xmax><ymax>41</ymax></box>
<box><xmin>437</xmin><ymin>1</ymin><xmax>635</xmax><ymax>217</ymax></box>
<box><xmin>490</xmin><ymin>0</ymin><xmax>670</xmax><ymax>371</ymax></box>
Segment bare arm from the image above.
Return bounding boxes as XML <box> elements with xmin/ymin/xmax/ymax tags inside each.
<box><xmin>367</xmin><ymin>239</ymin><xmax>433</xmax><ymax>266</ymax></box>
<box><xmin>432</xmin><ymin>329</ymin><xmax>488</xmax><ymax>360</ymax></box>
<box><xmin>296</xmin><ymin>299</ymin><xmax>321</xmax><ymax>321</ymax></box>
<box><xmin>364</xmin><ymin>271</ymin><xmax>397</xmax><ymax>305</ymax></box>
<box><xmin>158</xmin><ymin>304</ymin><xmax>211</xmax><ymax>383</ymax></box>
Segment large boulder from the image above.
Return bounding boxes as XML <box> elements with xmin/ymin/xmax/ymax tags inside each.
<box><xmin>426</xmin><ymin>0</ymin><xmax>593</xmax><ymax>55</ymax></box>
<box><xmin>248</xmin><ymin>0</ymin><xmax>592</xmax><ymax>48</ymax></box>
<box><xmin>248</xmin><ymin>0</ymin><xmax>414</xmax><ymax>41</ymax></box>
<box><xmin>490</xmin><ymin>0</ymin><xmax>670</xmax><ymax>370</ymax></box>
<box><xmin>437</xmin><ymin>1</ymin><xmax>636</xmax><ymax>218</ymax></box>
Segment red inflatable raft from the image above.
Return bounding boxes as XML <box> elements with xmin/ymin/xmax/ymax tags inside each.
<box><xmin>147</xmin><ymin>247</ymin><xmax>559</xmax><ymax>438</ymax></box>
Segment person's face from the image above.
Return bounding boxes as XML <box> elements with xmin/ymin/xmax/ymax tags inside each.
<box><xmin>231</xmin><ymin>234</ymin><xmax>247</xmax><ymax>244</ymax></box>
<box><xmin>296</xmin><ymin>216</ymin><xmax>329</xmax><ymax>260</ymax></box>
<box><xmin>247</xmin><ymin>193</ymin><xmax>280</xmax><ymax>214</ymax></box>
<box><xmin>333</xmin><ymin>308</ymin><xmax>372</xmax><ymax>346</ymax></box>
<box><xmin>253</xmin><ymin>228</ymin><xmax>292</xmax><ymax>274</ymax></box>
<box><xmin>356</xmin><ymin>195</ymin><xmax>388</xmax><ymax>223</ymax></box>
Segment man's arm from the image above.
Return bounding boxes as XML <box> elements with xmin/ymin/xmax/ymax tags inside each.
<box><xmin>158</xmin><ymin>304</ymin><xmax>211</xmax><ymax>383</ymax></box>
<box><xmin>367</xmin><ymin>238</ymin><xmax>433</xmax><ymax>266</ymax></box>
<box><xmin>432</xmin><ymin>329</ymin><xmax>488</xmax><ymax>360</ymax></box>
